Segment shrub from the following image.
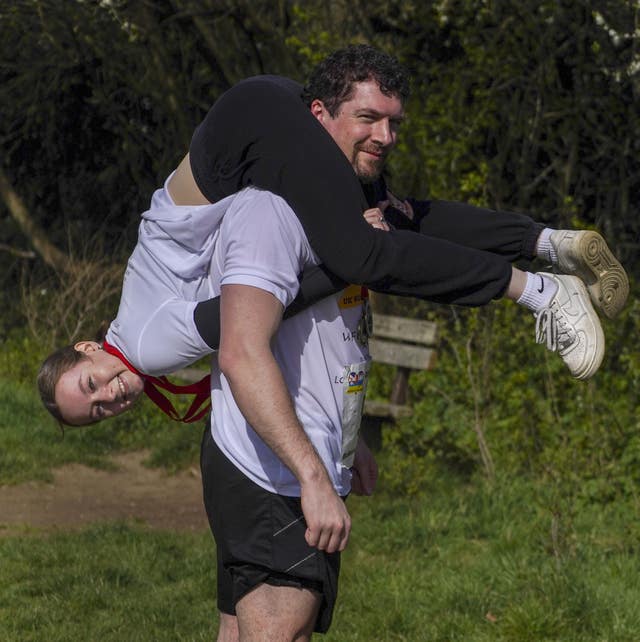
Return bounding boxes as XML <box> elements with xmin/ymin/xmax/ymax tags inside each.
<box><xmin>379</xmin><ymin>291</ymin><xmax>640</xmax><ymax>503</ymax></box>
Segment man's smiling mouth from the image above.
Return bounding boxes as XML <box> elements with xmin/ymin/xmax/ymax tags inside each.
<box><xmin>360</xmin><ymin>147</ymin><xmax>385</xmax><ymax>159</ymax></box>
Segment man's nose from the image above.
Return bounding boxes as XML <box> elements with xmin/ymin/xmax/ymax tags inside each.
<box><xmin>372</xmin><ymin>119</ymin><xmax>393</xmax><ymax>146</ymax></box>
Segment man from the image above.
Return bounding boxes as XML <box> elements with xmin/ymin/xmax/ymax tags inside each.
<box><xmin>201</xmin><ymin>187</ymin><xmax>371</xmax><ymax>639</ymax></box>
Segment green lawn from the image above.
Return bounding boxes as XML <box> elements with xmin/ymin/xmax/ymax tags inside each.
<box><xmin>3</xmin><ymin>378</ymin><xmax>640</xmax><ymax>640</ymax></box>
<box><xmin>2</xmin><ymin>481</ymin><xmax>640</xmax><ymax>641</ymax></box>
<box><xmin>0</xmin><ymin>379</ymin><xmax>201</xmax><ymax>486</ymax></box>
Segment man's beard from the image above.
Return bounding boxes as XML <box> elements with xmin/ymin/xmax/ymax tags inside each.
<box><xmin>354</xmin><ymin>149</ymin><xmax>386</xmax><ymax>184</ymax></box>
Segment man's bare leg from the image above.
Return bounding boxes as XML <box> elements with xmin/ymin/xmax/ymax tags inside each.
<box><xmin>235</xmin><ymin>583</ymin><xmax>322</xmax><ymax>642</ymax></box>
<box><xmin>217</xmin><ymin>612</ymin><xmax>240</xmax><ymax>642</ymax></box>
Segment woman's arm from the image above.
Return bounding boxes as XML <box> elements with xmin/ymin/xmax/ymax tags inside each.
<box><xmin>194</xmin><ymin>263</ymin><xmax>347</xmax><ymax>350</ymax></box>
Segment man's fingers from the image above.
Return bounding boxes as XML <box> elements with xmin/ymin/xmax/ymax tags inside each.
<box><xmin>363</xmin><ymin>208</ymin><xmax>390</xmax><ymax>231</ymax></box>
<box><xmin>321</xmin><ymin>519</ymin><xmax>350</xmax><ymax>553</ymax></box>
<box><xmin>337</xmin><ymin>515</ymin><xmax>351</xmax><ymax>551</ymax></box>
<box><xmin>305</xmin><ymin>526</ymin><xmax>319</xmax><ymax>549</ymax></box>
<box><xmin>363</xmin><ymin>207</ymin><xmax>384</xmax><ymax>224</ymax></box>
<box><xmin>304</xmin><ymin>517</ymin><xmax>351</xmax><ymax>553</ymax></box>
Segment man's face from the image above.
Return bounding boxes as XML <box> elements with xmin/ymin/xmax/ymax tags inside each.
<box><xmin>311</xmin><ymin>79</ymin><xmax>404</xmax><ymax>183</ymax></box>
<box><xmin>55</xmin><ymin>341</ymin><xmax>145</xmax><ymax>425</ymax></box>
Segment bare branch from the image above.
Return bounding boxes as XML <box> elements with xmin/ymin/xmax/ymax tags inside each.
<box><xmin>0</xmin><ymin>242</ymin><xmax>36</xmax><ymax>259</ymax></box>
<box><xmin>0</xmin><ymin>167</ymin><xmax>72</xmax><ymax>273</ymax></box>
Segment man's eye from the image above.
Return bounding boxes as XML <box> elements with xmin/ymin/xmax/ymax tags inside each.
<box><xmin>88</xmin><ymin>377</ymin><xmax>96</xmax><ymax>392</ymax></box>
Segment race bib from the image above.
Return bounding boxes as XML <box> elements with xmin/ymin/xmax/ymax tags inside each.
<box><xmin>341</xmin><ymin>359</ymin><xmax>371</xmax><ymax>467</ymax></box>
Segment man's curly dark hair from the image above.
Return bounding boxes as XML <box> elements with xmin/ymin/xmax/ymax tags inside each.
<box><xmin>302</xmin><ymin>45</ymin><xmax>410</xmax><ymax>116</ymax></box>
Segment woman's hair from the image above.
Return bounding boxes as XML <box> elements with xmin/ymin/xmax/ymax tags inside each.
<box><xmin>37</xmin><ymin>344</ymin><xmax>87</xmax><ymax>426</ymax></box>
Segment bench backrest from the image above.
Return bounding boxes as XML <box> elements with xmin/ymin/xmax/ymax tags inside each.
<box><xmin>368</xmin><ymin>314</ymin><xmax>438</xmax><ymax>371</ymax></box>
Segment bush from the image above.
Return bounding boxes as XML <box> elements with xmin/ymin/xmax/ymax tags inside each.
<box><xmin>379</xmin><ymin>290</ymin><xmax>640</xmax><ymax>503</ymax></box>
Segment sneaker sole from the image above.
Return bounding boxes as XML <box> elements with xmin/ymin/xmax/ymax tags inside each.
<box><xmin>571</xmin><ymin>276</ymin><xmax>605</xmax><ymax>381</ymax></box>
<box><xmin>566</xmin><ymin>231</ymin><xmax>629</xmax><ymax>320</ymax></box>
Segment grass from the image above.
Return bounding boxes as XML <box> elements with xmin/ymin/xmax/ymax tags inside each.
<box><xmin>4</xmin><ymin>377</ymin><xmax>640</xmax><ymax>640</ymax></box>
<box><xmin>0</xmin><ymin>378</ymin><xmax>202</xmax><ymax>485</ymax></box>
<box><xmin>2</xmin><ymin>480</ymin><xmax>640</xmax><ymax>640</ymax></box>
<box><xmin>0</xmin><ymin>524</ymin><xmax>216</xmax><ymax>641</ymax></box>
<box><xmin>334</xmin><ymin>483</ymin><xmax>640</xmax><ymax>641</ymax></box>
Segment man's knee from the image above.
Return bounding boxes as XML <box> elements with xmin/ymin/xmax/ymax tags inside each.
<box><xmin>235</xmin><ymin>583</ymin><xmax>321</xmax><ymax>642</ymax></box>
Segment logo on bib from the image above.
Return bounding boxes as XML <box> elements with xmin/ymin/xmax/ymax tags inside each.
<box><xmin>346</xmin><ymin>369</ymin><xmax>366</xmax><ymax>393</ymax></box>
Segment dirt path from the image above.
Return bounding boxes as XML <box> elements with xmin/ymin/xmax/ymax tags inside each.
<box><xmin>0</xmin><ymin>451</ymin><xmax>209</xmax><ymax>536</ymax></box>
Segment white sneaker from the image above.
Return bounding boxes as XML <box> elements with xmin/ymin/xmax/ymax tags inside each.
<box><xmin>550</xmin><ymin>230</ymin><xmax>629</xmax><ymax>319</ymax></box>
<box><xmin>535</xmin><ymin>273</ymin><xmax>605</xmax><ymax>380</ymax></box>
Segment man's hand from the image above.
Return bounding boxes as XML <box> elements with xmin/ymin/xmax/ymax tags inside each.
<box><xmin>350</xmin><ymin>436</ymin><xmax>378</xmax><ymax>496</ymax></box>
<box><xmin>301</xmin><ymin>476</ymin><xmax>351</xmax><ymax>553</ymax></box>
<box><xmin>363</xmin><ymin>203</ymin><xmax>391</xmax><ymax>231</ymax></box>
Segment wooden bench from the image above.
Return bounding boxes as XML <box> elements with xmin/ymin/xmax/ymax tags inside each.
<box><xmin>364</xmin><ymin>313</ymin><xmax>438</xmax><ymax>419</ymax></box>
<box><xmin>360</xmin><ymin>313</ymin><xmax>438</xmax><ymax>448</ymax></box>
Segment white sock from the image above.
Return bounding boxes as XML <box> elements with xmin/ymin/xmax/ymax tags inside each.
<box><xmin>535</xmin><ymin>228</ymin><xmax>557</xmax><ymax>264</ymax></box>
<box><xmin>517</xmin><ymin>272</ymin><xmax>558</xmax><ymax>312</ymax></box>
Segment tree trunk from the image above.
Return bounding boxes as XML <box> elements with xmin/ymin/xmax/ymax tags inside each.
<box><xmin>0</xmin><ymin>168</ymin><xmax>71</xmax><ymax>273</ymax></box>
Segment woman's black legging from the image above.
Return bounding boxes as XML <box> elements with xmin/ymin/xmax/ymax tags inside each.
<box><xmin>190</xmin><ymin>74</ymin><xmax>542</xmax><ymax>310</ymax></box>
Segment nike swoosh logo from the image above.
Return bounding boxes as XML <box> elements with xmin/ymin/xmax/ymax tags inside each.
<box><xmin>537</xmin><ymin>276</ymin><xmax>544</xmax><ymax>294</ymax></box>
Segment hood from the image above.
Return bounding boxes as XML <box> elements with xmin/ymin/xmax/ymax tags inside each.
<box><xmin>138</xmin><ymin>187</ymin><xmax>236</xmax><ymax>280</ymax></box>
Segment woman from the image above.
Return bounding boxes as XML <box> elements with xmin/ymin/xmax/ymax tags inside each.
<box><xmin>38</xmin><ymin>68</ymin><xmax>624</xmax><ymax>425</ymax></box>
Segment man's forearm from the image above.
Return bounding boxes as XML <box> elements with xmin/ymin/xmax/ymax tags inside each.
<box><xmin>221</xmin><ymin>338</ymin><xmax>329</xmax><ymax>487</ymax></box>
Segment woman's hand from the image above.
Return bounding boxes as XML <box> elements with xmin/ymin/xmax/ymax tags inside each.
<box><xmin>386</xmin><ymin>190</ymin><xmax>414</xmax><ymax>221</ymax></box>
<box><xmin>350</xmin><ymin>436</ymin><xmax>378</xmax><ymax>496</ymax></box>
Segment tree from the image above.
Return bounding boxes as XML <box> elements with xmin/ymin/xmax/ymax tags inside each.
<box><xmin>1</xmin><ymin>0</ymin><xmax>637</xmax><ymax>337</ymax></box>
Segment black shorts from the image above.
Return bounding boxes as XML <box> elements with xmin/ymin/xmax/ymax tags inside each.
<box><xmin>200</xmin><ymin>425</ymin><xmax>341</xmax><ymax>634</ymax></box>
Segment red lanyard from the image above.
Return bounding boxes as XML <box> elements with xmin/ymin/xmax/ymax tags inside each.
<box><xmin>102</xmin><ymin>341</ymin><xmax>211</xmax><ymax>423</ymax></box>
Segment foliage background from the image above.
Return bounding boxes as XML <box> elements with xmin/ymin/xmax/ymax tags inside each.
<box><xmin>1</xmin><ymin>0</ymin><xmax>639</xmax><ymax>497</ymax></box>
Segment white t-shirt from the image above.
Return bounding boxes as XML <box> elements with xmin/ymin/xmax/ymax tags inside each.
<box><xmin>207</xmin><ymin>188</ymin><xmax>370</xmax><ymax>497</ymax></box>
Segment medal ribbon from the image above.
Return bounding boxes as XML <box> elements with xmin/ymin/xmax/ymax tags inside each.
<box><xmin>102</xmin><ymin>341</ymin><xmax>211</xmax><ymax>423</ymax></box>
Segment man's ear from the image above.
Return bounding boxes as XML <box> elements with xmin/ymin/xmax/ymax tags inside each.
<box><xmin>310</xmin><ymin>99</ymin><xmax>327</xmax><ymax>123</ymax></box>
<box><xmin>73</xmin><ymin>340</ymin><xmax>101</xmax><ymax>354</ymax></box>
